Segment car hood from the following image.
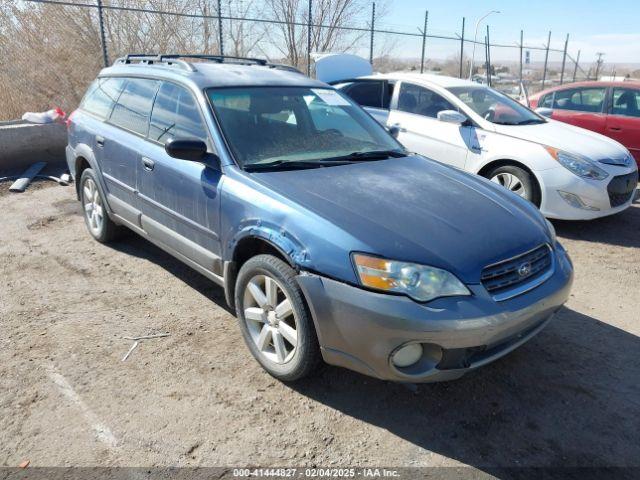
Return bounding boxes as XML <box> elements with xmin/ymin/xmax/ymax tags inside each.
<box><xmin>493</xmin><ymin>119</ymin><xmax>630</xmax><ymax>164</ymax></box>
<box><xmin>254</xmin><ymin>155</ymin><xmax>550</xmax><ymax>284</ymax></box>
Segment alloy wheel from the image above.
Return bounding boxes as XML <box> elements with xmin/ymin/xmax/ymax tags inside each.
<box><xmin>82</xmin><ymin>178</ymin><xmax>104</xmax><ymax>235</ymax></box>
<box><xmin>491</xmin><ymin>172</ymin><xmax>526</xmax><ymax>197</ymax></box>
<box><xmin>242</xmin><ymin>274</ymin><xmax>298</xmax><ymax>364</ymax></box>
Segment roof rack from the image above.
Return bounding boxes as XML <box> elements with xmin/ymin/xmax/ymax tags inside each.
<box><xmin>113</xmin><ymin>54</ymin><xmax>302</xmax><ymax>74</ymax></box>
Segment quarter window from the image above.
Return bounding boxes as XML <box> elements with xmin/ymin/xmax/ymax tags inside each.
<box><xmin>109</xmin><ymin>78</ymin><xmax>160</xmax><ymax>136</ymax></box>
<box><xmin>553</xmin><ymin>87</ymin><xmax>605</xmax><ymax>113</ymax></box>
<box><xmin>149</xmin><ymin>82</ymin><xmax>210</xmax><ymax>145</ymax></box>
<box><xmin>611</xmin><ymin>88</ymin><xmax>640</xmax><ymax>118</ymax></box>
<box><xmin>397</xmin><ymin>83</ymin><xmax>456</xmax><ymax>118</ymax></box>
<box><xmin>80</xmin><ymin>78</ymin><xmax>126</xmax><ymax>120</ymax></box>
<box><xmin>539</xmin><ymin>93</ymin><xmax>554</xmax><ymax>108</ymax></box>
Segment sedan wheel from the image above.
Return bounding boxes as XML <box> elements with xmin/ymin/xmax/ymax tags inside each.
<box><xmin>243</xmin><ymin>274</ymin><xmax>298</xmax><ymax>364</ymax></box>
<box><xmin>491</xmin><ymin>172</ymin><xmax>526</xmax><ymax>197</ymax></box>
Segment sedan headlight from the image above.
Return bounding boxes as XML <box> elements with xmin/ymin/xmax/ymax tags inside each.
<box><xmin>544</xmin><ymin>146</ymin><xmax>608</xmax><ymax>180</ymax></box>
<box><xmin>352</xmin><ymin>253</ymin><xmax>470</xmax><ymax>302</ymax></box>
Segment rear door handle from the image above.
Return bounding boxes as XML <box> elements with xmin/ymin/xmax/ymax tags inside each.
<box><xmin>609</xmin><ymin>127</ymin><xmax>622</xmax><ymax>131</ymax></box>
<box><xmin>141</xmin><ymin>157</ymin><xmax>155</xmax><ymax>171</ymax></box>
<box><xmin>95</xmin><ymin>136</ymin><xmax>105</xmax><ymax>147</ymax></box>
<box><xmin>392</xmin><ymin>123</ymin><xmax>407</xmax><ymax>132</ymax></box>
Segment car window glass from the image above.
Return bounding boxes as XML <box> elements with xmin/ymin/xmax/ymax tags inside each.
<box><xmin>345</xmin><ymin>82</ymin><xmax>383</xmax><ymax>108</ymax></box>
<box><xmin>397</xmin><ymin>83</ymin><xmax>456</xmax><ymax>118</ymax></box>
<box><xmin>81</xmin><ymin>78</ymin><xmax>126</xmax><ymax>120</ymax></box>
<box><xmin>109</xmin><ymin>78</ymin><xmax>160</xmax><ymax>135</ymax></box>
<box><xmin>307</xmin><ymin>97</ymin><xmax>370</xmax><ymax>139</ymax></box>
<box><xmin>553</xmin><ymin>87</ymin><xmax>605</xmax><ymax>113</ymax></box>
<box><xmin>208</xmin><ymin>87</ymin><xmax>401</xmax><ymax>167</ymax></box>
<box><xmin>149</xmin><ymin>82</ymin><xmax>210</xmax><ymax>146</ymax></box>
<box><xmin>539</xmin><ymin>93</ymin><xmax>554</xmax><ymax>108</ymax></box>
<box><xmin>612</xmin><ymin>88</ymin><xmax>640</xmax><ymax>118</ymax></box>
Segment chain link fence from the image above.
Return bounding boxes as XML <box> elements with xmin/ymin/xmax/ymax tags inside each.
<box><xmin>0</xmin><ymin>0</ymin><xmax>594</xmax><ymax>120</ymax></box>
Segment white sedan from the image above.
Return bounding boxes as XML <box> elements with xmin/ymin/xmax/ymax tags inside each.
<box><xmin>330</xmin><ymin>71</ymin><xmax>638</xmax><ymax>220</ymax></box>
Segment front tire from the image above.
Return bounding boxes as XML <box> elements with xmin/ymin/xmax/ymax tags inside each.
<box><xmin>79</xmin><ymin>168</ymin><xmax>122</xmax><ymax>243</ymax></box>
<box><xmin>486</xmin><ymin>164</ymin><xmax>541</xmax><ymax>206</ymax></box>
<box><xmin>235</xmin><ymin>254</ymin><xmax>320</xmax><ymax>382</ymax></box>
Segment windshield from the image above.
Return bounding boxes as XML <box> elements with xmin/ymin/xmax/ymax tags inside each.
<box><xmin>447</xmin><ymin>86</ymin><xmax>545</xmax><ymax>126</ymax></box>
<box><xmin>207</xmin><ymin>87</ymin><xmax>404</xmax><ymax>168</ymax></box>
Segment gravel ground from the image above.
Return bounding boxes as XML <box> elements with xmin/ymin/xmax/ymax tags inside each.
<box><xmin>1</xmin><ymin>184</ymin><xmax>639</xmax><ymax>476</ymax></box>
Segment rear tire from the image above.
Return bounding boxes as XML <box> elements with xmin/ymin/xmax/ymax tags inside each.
<box><xmin>235</xmin><ymin>254</ymin><xmax>321</xmax><ymax>382</ymax></box>
<box><xmin>486</xmin><ymin>164</ymin><xmax>541</xmax><ymax>207</ymax></box>
<box><xmin>79</xmin><ymin>168</ymin><xmax>123</xmax><ymax>243</ymax></box>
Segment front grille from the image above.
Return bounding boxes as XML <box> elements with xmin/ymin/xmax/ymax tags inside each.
<box><xmin>607</xmin><ymin>171</ymin><xmax>638</xmax><ymax>207</ymax></box>
<box><xmin>481</xmin><ymin>245</ymin><xmax>552</xmax><ymax>300</ymax></box>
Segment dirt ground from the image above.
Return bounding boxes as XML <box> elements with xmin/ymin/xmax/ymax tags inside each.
<box><xmin>1</xmin><ymin>183</ymin><xmax>639</xmax><ymax>476</ymax></box>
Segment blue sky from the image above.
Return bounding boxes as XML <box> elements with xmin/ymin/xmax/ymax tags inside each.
<box><xmin>375</xmin><ymin>0</ymin><xmax>639</xmax><ymax>65</ymax></box>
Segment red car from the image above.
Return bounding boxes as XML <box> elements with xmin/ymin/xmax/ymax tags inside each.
<box><xmin>530</xmin><ymin>81</ymin><xmax>640</xmax><ymax>168</ymax></box>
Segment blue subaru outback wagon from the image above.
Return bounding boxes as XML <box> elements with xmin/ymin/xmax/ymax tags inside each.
<box><xmin>67</xmin><ymin>54</ymin><xmax>573</xmax><ymax>382</ymax></box>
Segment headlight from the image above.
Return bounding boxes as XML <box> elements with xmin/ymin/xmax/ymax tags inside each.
<box><xmin>352</xmin><ymin>253</ymin><xmax>470</xmax><ymax>302</ymax></box>
<box><xmin>544</xmin><ymin>146</ymin><xmax>609</xmax><ymax>180</ymax></box>
<box><xmin>545</xmin><ymin>218</ymin><xmax>557</xmax><ymax>245</ymax></box>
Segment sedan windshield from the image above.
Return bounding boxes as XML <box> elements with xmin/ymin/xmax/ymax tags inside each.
<box><xmin>207</xmin><ymin>87</ymin><xmax>404</xmax><ymax>168</ymax></box>
<box><xmin>447</xmin><ymin>86</ymin><xmax>545</xmax><ymax>126</ymax></box>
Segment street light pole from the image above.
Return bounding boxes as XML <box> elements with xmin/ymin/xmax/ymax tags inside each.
<box><xmin>469</xmin><ymin>10</ymin><xmax>500</xmax><ymax>80</ymax></box>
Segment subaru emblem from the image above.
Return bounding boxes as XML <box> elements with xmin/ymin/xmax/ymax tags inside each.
<box><xmin>518</xmin><ymin>262</ymin><xmax>532</xmax><ymax>277</ymax></box>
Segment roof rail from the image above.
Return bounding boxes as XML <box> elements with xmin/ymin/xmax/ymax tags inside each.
<box><xmin>113</xmin><ymin>54</ymin><xmax>302</xmax><ymax>74</ymax></box>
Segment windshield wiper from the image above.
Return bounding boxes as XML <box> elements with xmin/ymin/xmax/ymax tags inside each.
<box><xmin>244</xmin><ymin>150</ymin><xmax>407</xmax><ymax>172</ymax></box>
<box><xmin>243</xmin><ymin>159</ymin><xmax>353</xmax><ymax>172</ymax></box>
<box><xmin>516</xmin><ymin>119</ymin><xmax>545</xmax><ymax>125</ymax></box>
<box><xmin>321</xmin><ymin>149</ymin><xmax>408</xmax><ymax>162</ymax></box>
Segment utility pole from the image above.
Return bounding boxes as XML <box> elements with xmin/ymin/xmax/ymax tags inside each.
<box><xmin>559</xmin><ymin>33</ymin><xmax>569</xmax><ymax>85</ymax></box>
<box><xmin>485</xmin><ymin>25</ymin><xmax>491</xmax><ymax>87</ymax></box>
<box><xmin>572</xmin><ymin>50</ymin><xmax>581</xmax><ymax>82</ymax></box>
<box><xmin>217</xmin><ymin>0</ymin><xmax>224</xmax><ymax>56</ymax></box>
<box><xmin>459</xmin><ymin>17</ymin><xmax>465</xmax><ymax>78</ymax></box>
<box><xmin>541</xmin><ymin>31</ymin><xmax>551</xmax><ymax>90</ymax></box>
<box><xmin>369</xmin><ymin>3</ymin><xmax>375</xmax><ymax>65</ymax></box>
<box><xmin>420</xmin><ymin>11</ymin><xmax>429</xmax><ymax>74</ymax></box>
<box><xmin>595</xmin><ymin>52</ymin><xmax>605</xmax><ymax>80</ymax></box>
<box><xmin>96</xmin><ymin>0</ymin><xmax>109</xmax><ymax>67</ymax></box>
<box><xmin>307</xmin><ymin>0</ymin><xmax>312</xmax><ymax>76</ymax></box>
<box><xmin>519</xmin><ymin>30</ymin><xmax>523</xmax><ymax>85</ymax></box>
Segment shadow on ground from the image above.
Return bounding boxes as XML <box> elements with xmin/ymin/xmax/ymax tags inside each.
<box><xmin>289</xmin><ymin>307</ymin><xmax>640</xmax><ymax>473</ymax></box>
<box><xmin>108</xmin><ymin>233</ymin><xmax>233</xmax><ymax>315</ymax></box>
<box><xmin>552</xmin><ymin>197</ymin><xmax>640</xmax><ymax>248</ymax></box>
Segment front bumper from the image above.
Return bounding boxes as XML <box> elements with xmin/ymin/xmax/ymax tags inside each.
<box><xmin>298</xmin><ymin>245</ymin><xmax>573</xmax><ymax>383</ymax></box>
<box><xmin>538</xmin><ymin>165</ymin><xmax>637</xmax><ymax>220</ymax></box>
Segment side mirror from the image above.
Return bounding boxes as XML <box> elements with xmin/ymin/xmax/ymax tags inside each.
<box><xmin>387</xmin><ymin>125</ymin><xmax>400</xmax><ymax>139</ymax></box>
<box><xmin>437</xmin><ymin>110</ymin><xmax>467</xmax><ymax>125</ymax></box>
<box><xmin>165</xmin><ymin>138</ymin><xmax>208</xmax><ymax>161</ymax></box>
<box><xmin>535</xmin><ymin>107</ymin><xmax>553</xmax><ymax>118</ymax></box>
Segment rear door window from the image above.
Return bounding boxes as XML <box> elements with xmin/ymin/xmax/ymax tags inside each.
<box><xmin>149</xmin><ymin>82</ymin><xmax>210</xmax><ymax>146</ymax></box>
<box><xmin>553</xmin><ymin>87</ymin><xmax>606</xmax><ymax>113</ymax></box>
<box><xmin>344</xmin><ymin>81</ymin><xmax>384</xmax><ymax>108</ymax></box>
<box><xmin>611</xmin><ymin>88</ymin><xmax>640</xmax><ymax>118</ymax></box>
<box><xmin>109</xmin><ymin>78</ymin><xmax>160</xmax><ymax>136</ymax></box>
<box><xmin>80</xmin><ymin>78</ymin><xmax>126</xmax><ymax>120</ymax></box>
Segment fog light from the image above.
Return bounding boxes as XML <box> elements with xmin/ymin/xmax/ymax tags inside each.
<box><xmin>391</xmin><ymin>343</ymin><xmax>423</xmax><ymax>368</ymax></box>
<box><xmin>558</xmin><ymin>191</ymin><xmax>599</xmax><ymax>211</ymax></box>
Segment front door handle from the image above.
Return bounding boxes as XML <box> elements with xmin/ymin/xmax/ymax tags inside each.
<box><xmin>95</xmin><ymin>136</ymin><xmax>105</xmax><ymax>147</ymax></box>
<box><xmin>141</xmin><ymin>157</ymin><xmax>155</xmax><ymax>171</ymax></box>
<box><xmin>609</xmin><ymin>126</ymin><xmax>622</xmax><ymax>131</ymax></box>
